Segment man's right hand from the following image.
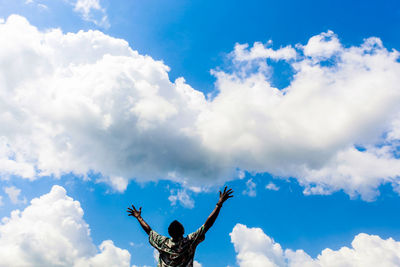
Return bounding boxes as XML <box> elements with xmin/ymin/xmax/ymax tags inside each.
<box><xmin>127</xmin><ymin>204</ymin><xmax>152</xmax><ymax>234</ymax></box>
<box><xmin>217</xmin><ymin>186</ymin><xmax>234</xmax><ymax>206</ymax></box>
<box><xmin>127</xmin><ymin>204</ymin><xmax>142</xmax><ymax>218</ymax></box>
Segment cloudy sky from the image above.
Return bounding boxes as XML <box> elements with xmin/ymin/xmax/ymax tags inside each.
<box><xmin>1</xmin><ymin>0</ymin><xmax>400</xmax><ymax>266</ymax></box>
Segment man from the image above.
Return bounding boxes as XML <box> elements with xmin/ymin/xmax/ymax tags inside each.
<box><xmin>127</xmin><ymin>186</ymin><xmax>234</xmax><ymax>267</ymax></box>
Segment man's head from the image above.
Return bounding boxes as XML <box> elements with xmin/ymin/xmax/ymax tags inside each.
<box><xmin>168</xmin><ymin>220</ymin><xmax>184</xmax><ymax>240</ymax></box>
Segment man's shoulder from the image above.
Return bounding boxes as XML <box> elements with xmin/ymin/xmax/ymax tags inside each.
<box><xmin>150</xmin><ymin>230</ymin><xmax>169</xmax><ymax>244</ymax></box>
<box><xmin>187</xmin><ymin>225</ymin><xmax>206</xmax><ymax>241</ymax></box>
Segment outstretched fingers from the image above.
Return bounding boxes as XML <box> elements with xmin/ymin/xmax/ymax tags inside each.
<box><xmin>223</xmin><ymin>187</ymin><xmax>232</xmax><ymax>194</ymax></box>
<box><xmin>127</xmin><ymin>207</ymin><xmax>133</xmax><ymax>216</ymax></box>
<box><xmin>127</xmin><ymin>204</ymin><xmax>137</xmax><ymax>215</ymax></box>
<box><xmin>219</xmin><ymin>186</ymin><xmax>234</xmax><ymax>202</ymax></box>
<box><xmin>127</xmin><ymin>204</ymin><xmax>142</xmax><ymax>217</ymax></box>
<box><xmin>224</xmin><ymin>188</ymin><xmax>234</xmax><ymax>199</ymax></box>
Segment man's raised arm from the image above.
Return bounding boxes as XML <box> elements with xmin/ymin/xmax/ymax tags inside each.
<box><xmin>204</xmin><ymin>186</ymin><xmax>234</xmax><ymax>233</ymax></box>
<box><xmin>127</xmin><ymin>204</ymin><xmax>152</xmax><ymax>235</ymax></box>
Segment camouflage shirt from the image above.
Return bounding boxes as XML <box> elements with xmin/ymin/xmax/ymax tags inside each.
<box><xmin>149</xmin><ymin>225</ymin><xmax>206</xmax><ymax>267</ymax></box>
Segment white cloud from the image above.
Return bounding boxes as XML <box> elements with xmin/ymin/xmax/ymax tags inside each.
<box><xmin>0</xmin><ymin>15</ymin><xmax>213</xmax><ymax>190</ymax></box>
<box><xmin>0</xmin><ymin>195</ymin><xmax>3</xmax><ymax>206</ymax></box>
<box><xmin>25</xmin><ymin>0</ymin><xmax>48</xmax><ymax>9</ymax></box>
<box><xmin>230</xmin><ymin>223</ymin><xmax>400</xmax><ymax>267</ymax></box>
<box><xmin>98</xmin><ymin>175</ymin><xmax>129</xmax><ymax>193</ymax></box>
<box><xmin>168</xmin><ymin>189</ymin><xmax>195</xmax><ymax>209</ymax></box>
<box><xmin>3</xmin><ymin>185</ymin><xmax>26</xmax><ymax>204</ymax></box>
<box><xmin>204</xmin><ymin>31</ymin><xmax>400</xmax><ymax>201</ymax></box>
<box><xmin>73</xmin><ymin>0</ymin><xmax>109</xmax><ymax>28</ymax></box>
<box><xmin>24</xmin><ymin>0</ymin><xmax>107</xmax><ymax>27</ymax></box>
<box><xmin>301</xmin><ymin>30</ymin><xmax>342</xmax><ymax>59</ymax></box>
<box><xmin>0</xmin><ymin>185</ymin><xmax>133</xmax><ymax>266</ymax></box>
<box><xmin>4</xmin><ymin>186</ymin><xmax>20</xmax><ymax>204</ymax></box>
<box><xmin>243</xmin><ymin>179</ymin><xmax>257</xmax><ymax>197</ymax></box>
<box><xmin>74</xmin><ymin>0</ymin><xmax>102</xmax><ymax>15</ymax></box>
<box><xmin>231</xmin><ymin>224</ymin><xmax>285</xmax><ymax>267</ymax></box>
<box><xmin>1</xmin><ymin>15</ymin><xmax>400</xmax><ymax>199</ymax></box>
<box><xmin>266</xmin><ymin>182</ymin><xmax>279</xmax><ymax>191</ymax></box>
<box><xmin>234</xmin><ymin>42</ymin><xmax>297</xmax><ymax>61</ymax></box>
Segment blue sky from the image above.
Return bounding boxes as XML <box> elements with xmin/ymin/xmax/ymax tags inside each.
<box><xmin>1</xmin><ymin>1</ymin><xmax>400</xmax><ymax>266</ymax></box>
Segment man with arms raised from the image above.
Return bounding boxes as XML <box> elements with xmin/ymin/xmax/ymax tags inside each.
<box><xmin>127</xmin><ymin>186</ymin><xmax>234</xmax><ymax>267</ymax></box>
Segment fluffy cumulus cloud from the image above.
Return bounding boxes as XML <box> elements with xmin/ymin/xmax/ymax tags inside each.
<box><xmin>0</xmin><ymin>14</ymin><xmax>215</xmax><ymax>191</ymax></box>
<box><xmin>1</xmin><ymin>15</ymin><xmax>400</xmax><ymax>199</ymax></box>
<box><xmin>0</xmin><ymin>185</ymin><xmax>132</xmax><ymax>266</ymax></box>
<box><xmin>230</xmin><ymin>223</ymin><xmax>400</xmax><ymax>267</ymax></box>
<box><xmin>204</xmin><ymin>31</ymin><xmax>400</xmax><ymax>200</ymax></box>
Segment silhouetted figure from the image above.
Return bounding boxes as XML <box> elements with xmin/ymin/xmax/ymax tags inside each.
<box><xmin>127</xmin><ymin>186</ymin><xmax>234</xmax><ymax>267</ymax></box>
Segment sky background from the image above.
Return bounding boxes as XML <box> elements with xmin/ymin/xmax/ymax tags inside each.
<box><xmin>1</xmin><ymin>1</ymin><xmax>400</xmax><ymax>266</ymax></box>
